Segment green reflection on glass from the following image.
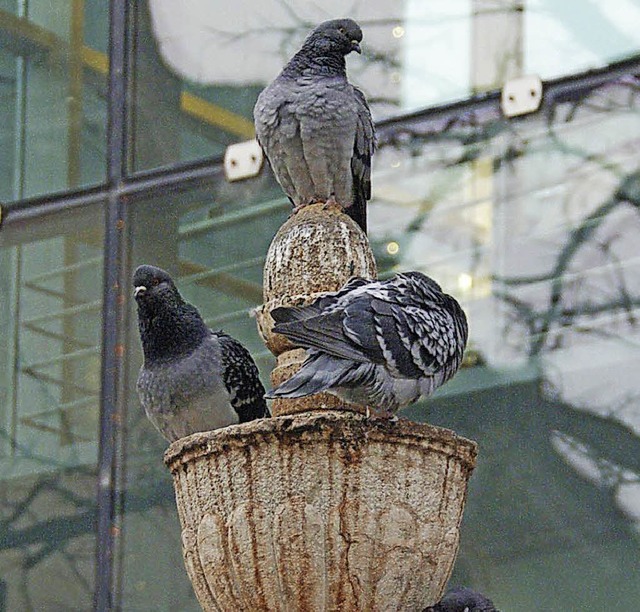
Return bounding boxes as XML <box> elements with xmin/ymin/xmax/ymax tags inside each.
<box><xmin>0</xmin><ymin>203</ymin><xmax>104</xmax><ymax>610</ymax></box>
<box><xmin>0</xmin><ymin>1</ymin><xmax>108</xmax><ymax>203</ymax></box>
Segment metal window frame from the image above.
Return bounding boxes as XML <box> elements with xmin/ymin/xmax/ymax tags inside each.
<box><xmin>1</xmin><ymin>3</ymin><xmax>639</xmax><ymax>608</ymax></box>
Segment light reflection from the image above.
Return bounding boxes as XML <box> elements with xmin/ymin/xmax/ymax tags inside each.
<box><xmin>386</xmin><ymin>241</ymin><xmax>400</xmax><ymax>255</ymax></box>
<box><xmin>457</xmin><ymin>272</ymin><xmax>473</xmax><ymax>292</ymax></box>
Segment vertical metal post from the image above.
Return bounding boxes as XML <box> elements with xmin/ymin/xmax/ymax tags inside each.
<box><xmin>67</xmin><ymin>0</ymin><xmax>86</xmax><ymax>189</ymax></box>
<box><xmin>95</xmin><ymin>0</ymin><xmax>129</xmax><ymax>609</ymax></box>
<box><xmin>470</xmin><ymin>0</ymin><xmax>524</xmax><ymax>91</ymax></box>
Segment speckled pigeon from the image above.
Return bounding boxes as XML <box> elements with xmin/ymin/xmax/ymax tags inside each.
<box><xmin>423</xmin><ymin>587</ymin><xmax>499</xmax><ymax>612</ymax></box>
<box><xmin>265</xmin><ymin>271</ymin><xmax>468</xmax><ymax>414</ymax></box>
<box><xmin>133</xmin><ymin>265</ymin><xmax>269</xmax><ymax>442</ymax></box>
<box><xmin>254</xmin><ymin>18</ymin><xmax>376</xmax><ymax>232</ymax></box>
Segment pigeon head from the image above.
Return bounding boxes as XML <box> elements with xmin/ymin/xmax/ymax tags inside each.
<box><xmin>133</xmin><ymin>265</ymin><xmax>183</xmax><ymax>312</ymax></box>
<box><xmin>133</xmin><ymin>265</ymin><xmax>208</xmax><ymax>362</ymax></box>
<box><xmin>305</xmin><ymin>19</ymin><xmax>363</xmax><ymax>56</ymax></box>
<box><xmin>282</xmin><ymin>18</ymin><xmax>364</xmax><ymax>76</ymax></box>
<box><xmin>424</xmin><ymin>587</ymin><xmax>499</xmax><ymax>612</ymax></box>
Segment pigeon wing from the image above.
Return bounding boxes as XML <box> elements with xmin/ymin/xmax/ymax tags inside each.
<box><xmin>270</xmin><ymin>276</ymin><xmax>372</xmax><ymax>326</ymax></box>
<box><xmin>362</xmin><ymin>298</ymin><xmax>461</xmax><ymax>378</ymax></box>
<box><xmin>348</xmin><ymin>86</ymin><xmax>376</xmax><ymax>232</ymax></box>
<box><xmin>272</xmin><ymin>309</ymin><xmax>372</xmax><ymax>363</ymax></box>
<box><xmin>214</xmin><ymin>332</ymin><xmax>269</xmax><ymax>422</ymax></box>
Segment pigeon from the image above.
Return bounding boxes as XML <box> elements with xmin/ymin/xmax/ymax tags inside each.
<box><xmin>423</xmin><ymin>587</ymin><xmax>499</xmax><ymax>612</ymax></box>
<box><xmin>133</xmin><ymin>265</ymin><xmax>269</xmax><ymax>442</ymax></box>
<box><xmin>265</xmin><ymin>271</ymin><xmax>468</xmax><ymax>414</ymax></box>
<box><xmin>254</xmin><ymin>18</ymin><xmax>376</xmax><ymax>233</ymax></box>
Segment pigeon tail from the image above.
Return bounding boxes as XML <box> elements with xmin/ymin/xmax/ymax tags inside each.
<box><xmin>346</xmin><ymin>191</ymin><xmax>367</xmax><ymax>233</ymax></box>
<box><xmin>265</xmin><ymin>352</ymin><xmax>352</xmax><ymax>399</ymax></box>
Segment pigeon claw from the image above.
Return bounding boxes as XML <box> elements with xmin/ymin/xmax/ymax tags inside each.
<box><xmin>322</xmin><ymin>195</ymin><xmax>346</xmax><ymax>213</ymax></box>
<box><xmin>290</xmin><ymin>198</ymin><xmax>322</xmax><ymax>217</ymax></box>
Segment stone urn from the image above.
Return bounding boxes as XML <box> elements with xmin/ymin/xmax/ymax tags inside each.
<box><xmin>164</xmin><ymin>204</ymin><xmax>478</xmax><ymax>611</ymax></box>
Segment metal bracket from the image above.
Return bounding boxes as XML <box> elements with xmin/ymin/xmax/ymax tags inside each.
<box><xmin>501</xmin><ymin>75</ymin><xmax>543</xmax><ymax>118</ymax></box>
<box><xmin>223</xmin><ymin>139</ymin><xmax>264</xmax><ymax>182</ymax></box>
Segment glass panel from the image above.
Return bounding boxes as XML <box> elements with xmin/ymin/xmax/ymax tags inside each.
<box><xmin>0</xmin><ymin>0</ymin><xmax>108</xmax><ymax>203</ymax></box>
<box><xmin>525</xmin><ymin>0</ymin><xmax>640</xmax><ymax>77</ymax></box>
<box><xmin>372</xmin><ymin>76</ymin><xmax>640</xmax><ymax>609</ymax></box>
<box><xmin>118</xmin><ymin>173</ymin><xmax>286</xmax><ymax>610</ymax></box>
<box><xmin>131</xmin><ymin>1</ymin><xmax>640</xmax><ymax>173</ymax></box>
<box><xmin>0</xmin><ymin>203</ymin><xmax>104</xmax><ymax>610</ymax></box>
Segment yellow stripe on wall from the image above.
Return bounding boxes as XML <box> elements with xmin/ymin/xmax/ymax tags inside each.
<box><xmin>80</xmin><ymin>43</ymin><xmax>254</xmax><ymax>138</ymax></box>
<box><xmin>81</xmin><ymin>45</ymin><xmax>109</xmax><ymax>75</ymax></box>
<box><xmin>181</xmin><ymin>92</ymin><xmax>255</xmax><ymax>138</ymax></box>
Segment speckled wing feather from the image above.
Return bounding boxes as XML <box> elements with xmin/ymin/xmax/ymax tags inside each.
<box><xmin>216</xmin><ymin>331</ymin><xmax>269</xmax><ymax>423</ymax></box>
<box><xmin>365</xmin><ymin>298</ymin><xmax>460</xmax><ymax>377</ymax></box>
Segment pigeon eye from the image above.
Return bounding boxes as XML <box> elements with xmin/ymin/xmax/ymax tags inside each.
<box><xmin>151</xmin><ymin>278</ymin><xmax>160</xmax><ymax>286</ymax></box>
<box><xmin>338</xmin><ymin>27</ymin><xmax>346</xmax><ymax>34</ymax></box>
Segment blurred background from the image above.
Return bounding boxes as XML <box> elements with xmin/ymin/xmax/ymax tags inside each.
<box><xmin>1</xmin><ymin>1</ymin><xmax>640</xmax><ymax>609</ymax></box>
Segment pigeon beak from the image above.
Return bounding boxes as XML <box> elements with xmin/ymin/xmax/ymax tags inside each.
<box><xmin>351</xmin><ymin>40</ymin><xmax>362</xmax><ymax>54</ymax></box>
<box><xmin>134</xmin><ymin>285</ymin><xmax>147</xmax><ymax>298</ymax></box>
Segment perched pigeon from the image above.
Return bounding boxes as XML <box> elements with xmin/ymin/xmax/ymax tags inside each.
<box><xmin>265</xmin><ymin>272</ymin><xmax>468</xmax><ymax>414</ymax></box>
<box><xmin>423</xmin><ymin>587</ymin><xmax>499</xmax><ymax>612</ymax></box>
<box><xmin>254</xmin><ymin>18</ymin><xmax>376</xmax><ymax>232</ymax></box>
<box><xmin>133</xmin><ymin>265</ymin><xmax>269</xmax><ymax>442</ymax></box>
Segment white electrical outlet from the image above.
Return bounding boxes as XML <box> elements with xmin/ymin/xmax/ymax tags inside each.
<box><xmin>501</xmin><ymin>75</ymin><xmax>543</xmax><ymax>118</ymax></box>
<box><xmin>223</xmin><ymin>139</ymin><xmax>264</xmax><ymax>182</ymax></box>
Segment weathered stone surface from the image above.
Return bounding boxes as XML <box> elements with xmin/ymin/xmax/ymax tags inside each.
<box><xmin>165</xmin><ymin>411</ymin><xmax>477</xmax><ymax>612</ymax></box>
<box><xmin>254</xmin><ymin>202</ymin><xmax>377</xmax><ymax>417</ymax></box>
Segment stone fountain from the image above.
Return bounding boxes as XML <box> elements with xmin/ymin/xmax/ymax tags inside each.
<box><xmin>164</xmin><ymin>203</ymin><xmax>477</xmax><ymax>611</ymax></box>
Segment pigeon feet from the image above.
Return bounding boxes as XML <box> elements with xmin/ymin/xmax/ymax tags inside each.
<box><xmin>322</xmin><ymin>195</ymin><xmax>347</xmax><ymax>213</ymax></box>
<box><xmin>290</xmin><ymin>198</ymin><xmax>321</xmax><ymax>216</ymax></box>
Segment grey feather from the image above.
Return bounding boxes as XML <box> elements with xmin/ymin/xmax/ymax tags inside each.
<box><xmin>133</xmin><ymin>265</ymin><xmax>269</xmax><ymax>442</ymax></box>
<box><xmin>423</xmin><ymin>587</ymin><xmax>499</xmax><ymax>612</ymax></box>
<box><xmin>254</xmin><ymin>18</ymin><xmax>376</xmax><ymax>233</ymax></box>
<box><xmin>265</xmin><ymin>271</ymin><xmax>468</xmax><ymax>414</ymax></box>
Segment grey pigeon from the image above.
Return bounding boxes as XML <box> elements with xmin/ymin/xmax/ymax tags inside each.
<box><xmin>254</xmin><ymin>18</ymin><xmax>376</xmax><ymax>232</ymax></box>
<box><xmin>133</xmin><ymin>265</ymin><xmax>269</xmax><ymax>442</ymax></box>
<box><xmin>423</xmin><ymin>587</ymin><xmax>499</xmax><ymax>612</ymax></box>
<box><xmin>265</xmin><ymin>272</ymin><xmax>468</xmax><ymax>414</ymax></box>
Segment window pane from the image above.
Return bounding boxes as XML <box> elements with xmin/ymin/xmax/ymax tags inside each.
<box><xmin>372</xmin><ymin>75</ymin><xmax>640</xmax><ymax>609</ymax></box>
<box><xmin>0</xmin><ymin>203</ymin><xmax>104</xmax><ymax>609</ymax></box>
<box><xmin>119</xmin><ymin>174</ymin><xmax>285</xmax><ymax>609</ymax></box>
<box><xmin>0</xmin><ymin>1</ymin><xmax>108</xmax><ymax>203</ymax></box>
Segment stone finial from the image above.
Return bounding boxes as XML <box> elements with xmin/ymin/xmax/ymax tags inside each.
<box><xmin>255</xmin><ymin>202</ymin><xmax>377</xmax><ymax>417</ymax></box>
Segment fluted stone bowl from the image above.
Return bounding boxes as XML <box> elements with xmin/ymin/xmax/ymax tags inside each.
<box><xmin>164</xmin><ymin>411</ymin><xmax>477</xmax><ymax>612</ymax></box>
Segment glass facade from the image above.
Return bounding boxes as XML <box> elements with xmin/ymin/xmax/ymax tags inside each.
<box><xmin>0</xmin><ymin>0</ymin><xmax>108</xmax><ymax>203</ymax></box>
<box><xmin>0</xmin><ymin>203</ymin><xmax>104</xmax><ymax>610</ymax></box>
<box><xmin>1</xmin><ymin>1</ymin><xmax>640</xmax><ymax>610</ymax></box>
